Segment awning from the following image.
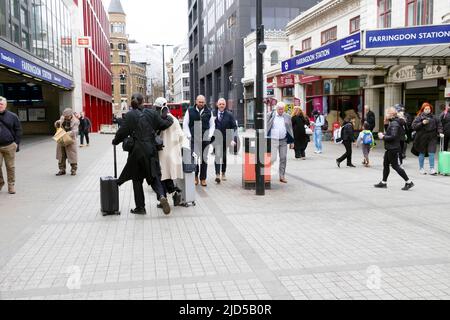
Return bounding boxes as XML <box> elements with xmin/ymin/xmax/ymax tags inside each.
<box><xmin>300</xmin><ymin>56</ymin><xmax>388</xmax><ymax>76</ymax></box>
<box><xmin>346</xmin><ymin>44</ymin><xmax>450</xmax><ymax>66</ymax></box>
<box><xmin>282</xmin><ymin>24</ymin><xmax>450</xmax><ymax>73</ymax></box>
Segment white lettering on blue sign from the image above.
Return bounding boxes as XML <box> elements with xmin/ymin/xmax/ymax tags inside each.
<box><xmin>21</xmin><ymin>61</ymin><xmax>42</xmax><ymax>77</ymax></box>
<box><xmin>0</xmin><ymin>52</ymin><xmax>15</xmax><ymax>64</ymax></box>
<box><xmin>42</xmin><ymin>69</ymin><xmax>52</xmax><ymax>81</ymax></box>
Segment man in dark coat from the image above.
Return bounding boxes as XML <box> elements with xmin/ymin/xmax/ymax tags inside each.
<box><xmin>0</xmin><ymin>96</ymin><xmax>22</xmax><ymax>194</ymax></box>
<box><xmin>213</xmin><ymin>98</ymin><xmax>237</xmax><ymax>184</ymax></box>
<box><xmin>364</xmin><ymin>105</ymin><xmax>376</xmax><ymax>132</ymax></box>
<box><xmin>113</xmin><ymin>93</ymin><xmax>173</xmax><ymax>215</ymax></box>
<box><xmin>79</xmin><ymin>112</ymin><xmax>92</xmax><ymax>147</ymax></box>
<box><xmin>336</xmin><ymin>117</ymin><xmax>356</xmax><ymax>168</ymax></box>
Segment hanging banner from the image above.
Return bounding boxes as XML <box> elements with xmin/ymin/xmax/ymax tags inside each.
<box><xmin>281</xmin><ymin>32</ymin><xmax>361</xmax><ymax>73</ymax></box>
<box><xmin>366</xmin><ymin>24</ymin><xmax>450</xmax><ymax>49</ymax></box>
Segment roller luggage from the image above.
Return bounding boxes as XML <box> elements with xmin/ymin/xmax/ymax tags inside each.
<box><xmin>438</xmin><ymin>137</ymin><xmax>450</xmax><ymax>176</ymax></box>
<box><xmin>176</xmin><ymin>148</ymin><xmax>196</xmax><ymax>207</ymax></box>
<box><xmin>100</xmin><ymin>146</ymin><xmax>120</xmax><ymax>216</ymax></box>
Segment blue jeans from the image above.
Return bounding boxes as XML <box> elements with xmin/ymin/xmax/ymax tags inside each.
<box><xmin>314</xmin><ymin>129</ymin><xmax>323</xmax><ymax>152</ymax></box>
<box><xmin>419</xmin><ymin>153</ymin><xmax>435</xmax><ymax>169</ymax></box>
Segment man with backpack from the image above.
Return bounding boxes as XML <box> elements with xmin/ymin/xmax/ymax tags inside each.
<box><xmin>375</xmin><ymin>107</ymin><xmax>414</xmax><ymax>191</ymax></box>
<box><xmin>112</xmin><ymin>93</ymin><xmax>174</xmax><ymax>215</ymax></box>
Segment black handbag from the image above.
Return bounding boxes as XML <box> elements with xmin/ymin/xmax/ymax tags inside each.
<box><xmin>122</xmin><ymin>136</ymin><xmax>134</xmax><ymax>152</ymax></box>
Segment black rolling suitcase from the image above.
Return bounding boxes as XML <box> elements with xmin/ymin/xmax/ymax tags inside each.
<box><xmin>100</xmin><ymin>145</ymin><xmax>120</xmax><ymax>216</ymax></box>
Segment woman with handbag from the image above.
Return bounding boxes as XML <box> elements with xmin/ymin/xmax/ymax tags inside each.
<box><xmin>291</xmin><ymin>106</ymin><xmax>311</xmax><ymax>160</ymax></box>
<box><xmin>54</xmin><ymin>108</ymin><xmax>79</xmax><ymax>176</ymax></box>
<box><xmin>411</xmin><ymin>103</ymin><xmax>444</xmax><ymax>175</ymax></box>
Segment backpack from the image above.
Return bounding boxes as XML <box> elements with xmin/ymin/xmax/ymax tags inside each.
<box><xmin>334</xmin><ymin>127</ymin><xmax>343</xmax><ymax>144</ymax></box>
<box><xmin>362</xmin><ymin>131</ymin><xmax>373</xmax><ymax>145</ymax></box>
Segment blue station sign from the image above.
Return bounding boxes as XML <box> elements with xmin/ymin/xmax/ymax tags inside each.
<box><xmin>366</xmin><ymin>24</ymin><xmax>450</xmax><ymax>49</ymax></box>
<box><xmin>0</xmin><ymin>47</ymin><xmax>73</xmax><ymax>89</ymax></box>
<box><xmin>281</xmin><ymin>32</ymin><xmax>361</xmax><ymax>73</ymax></box>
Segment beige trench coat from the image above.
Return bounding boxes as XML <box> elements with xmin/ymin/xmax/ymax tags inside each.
<box><xmin>55</xmin><ymin>116</ymin><xmax>79</xmax><ymax>164</ymax></box>
<box><xmin>158</xmin><ymin>114</ymin><xmax>190</xmax><ymax>181</ymax></box>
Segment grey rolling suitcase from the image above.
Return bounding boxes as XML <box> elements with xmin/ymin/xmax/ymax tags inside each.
<box><xmin>100</xmin><ymin>146</ymin><xmax>120</xmax><ymax>216</ymax></box>
<box><xmin>176</xmin><ymin>148</ymin><xmax>196</xmax><ymax>207</ymax></box>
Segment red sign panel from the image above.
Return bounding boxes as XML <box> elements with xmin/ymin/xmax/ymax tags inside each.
<box><xmin>276</xmin><ymin>75</ymin><xmax>295</xmax><ymax>88</ymax></box>
<box><xmin>300</xmin><ymin>75</ymin><xmax>322</xmax><ymax>84</ymax></box>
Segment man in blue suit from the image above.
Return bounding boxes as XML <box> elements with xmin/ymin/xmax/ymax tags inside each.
<box><xmin>213</xmin><ymin>98</ymin><xmax>237</xmax><ymax>184</ymax></box>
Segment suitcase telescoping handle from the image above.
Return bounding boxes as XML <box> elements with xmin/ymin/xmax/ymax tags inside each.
<box><xmin>113</xmin><ymin>145</ymin><xmax>118</xmax><ymax>179</ymax></box>
<box><xmin>441</xmin><ymin>136</ymin><xmax>445</xmax><ymax>153</ymax></box>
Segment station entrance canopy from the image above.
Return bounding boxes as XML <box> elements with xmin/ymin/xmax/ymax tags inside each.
<box><xmin>281</xmin><ymin>24</ymin><xmax>450</xmax><ymax>73</ymax></box>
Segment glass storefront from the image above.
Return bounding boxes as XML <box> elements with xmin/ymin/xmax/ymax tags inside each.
<box><xmin>0</xmin><ymin>0</ymin><xmax>73</xmax><ymax>76</ymax></box>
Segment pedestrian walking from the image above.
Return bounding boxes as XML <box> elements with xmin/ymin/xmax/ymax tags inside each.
<box><xmin>291</xmin><ymin>106</ymin><xmax>310</xmax><ymax>160</ymax></box>
<box><xmin>183</xmin><ymin>95</ymin><xmax>215</xmax><ymax>187</ymax></box>
<box><xmin>336</xmin><ymin>117</ymin><xmax>356</xmax><ymax>168</ymax></box>
<box><xmin>356</xmin><ymin>122</ymin><xmax>375</xmax><ymax>167</ymax></box>
<box><xmin>0</xmin><ymin>96</ymin><xmax>22</xmax><ymax>194</ymax></box>
<box><xmin>411</xmin><ymin>102</ymin><xmax>444</xmax><ymax>175</ymax></box>
<box><xmin>112</xmin><ymin>93</ymin><xmax>174</xmax><ymax>215</ymax></box>
<box><xmin>311</xmin><ymin>110</ymin><xmax>325</xmax><ymax>153</ymax></box>
<box><xmin>439</xmin><ymin>103</ymin><xmax>450</xmax><ymax>151</ymax></box>
<box><xmin>375</xmin><ymin>107</ymin><xmax>414</xmax><ymax>191</ymax></box>
<box><xmin>213</xmin><ymin>98</ymin><xmax>237</xmax><ymax>184</ymax></box>
<box><xmin>153</xmin><ymin>97</ymin><xmax>188</xmax><ymax>205</ymax></box>
<box><xmin>55</xmin><ymin>108</ymin><xmax>79</xmax><ymax>176</ymax></box>
<box><xmin>79</xmin><ymin>112</ymin><xmax>92</xmax><ymax>147</ymax></box>
<box><xmin>267</xmin><ymin>102</ymin><xmax>294</xmax><ymax>183</ymax></box>
<box><xmin>364</xmin><ymin>105</ymin><xmax>376</xmax><ymax>132</ymax></box>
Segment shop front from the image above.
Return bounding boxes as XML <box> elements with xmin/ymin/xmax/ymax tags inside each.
<box><xmin>275</xmin><ymin>74</ymin><xmax>296</xmax><ymax>114</ymax></box>
<box><xmin>0</xmin><ymin>46</ymin><xmax>73</xmax><ymax>135</ymax></box>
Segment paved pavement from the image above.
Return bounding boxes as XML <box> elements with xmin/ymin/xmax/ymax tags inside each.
<box><xmin>0</xmin><ymin>133</ymin><xmax>449</xmax><ymax>300</ymax></box>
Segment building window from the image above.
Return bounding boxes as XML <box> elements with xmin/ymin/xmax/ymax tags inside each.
<box><xmin>302</xmin><ymin>38</ymin><xmax>312</xmax><ymax>52</ymax></box>
<box><xmin>183</xmin><ymin>77</ymin><xmax>190</xmax><ymax>87</ymax></box>
<box><xmin>120</xmin><ymin>55</ymin><xmax>127</xmax><ymax>63</ymax></box>
<box><xmin>227</xmin><ymin>12</ymin><xmax>237</xmax><ymax>28</ymax></box>
<box><xmin>182</xmin><ymin>63</ymin><xmax>190</xmax><ymax>73</ymax></box>
<box><xmin>321</xmin><ymin>27</ymin><xmax>337</xmax><ymax>45</ymax></box>
<box><xmin>350</xmin><ymin>16</ymin><xmax>360</xmax><ymax>34</ymax></box>
<box><xmin>406</xmin><ymin>0</ymin><xmax>433</xmax><ymax>26</ymax></box>
<box><xmin>118</xmin><ymin>43</ymin><xmax>127</xmax><ymax>50</ymax></box>
<box><xmin>378</xmin><ymin>0</ymin><xmax>392</xmax><ymax>28</ymax></box>
<box><xmin>110</xmin><ymin>43</ymin><xmax>114</xmax><ymax>49</ymax></box>
<box><xmin>270</xmin><ymin>51</ymin><xmax>279</xmax><ymax>66</ymax></box>
<box><xmin>120</xmin><ymin>84</ymin><xmax>127</xmax><ymax>95</ymax></box>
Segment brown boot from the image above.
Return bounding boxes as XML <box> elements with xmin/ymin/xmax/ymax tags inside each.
<box><xmin>71</xmin><ymin>164</ymin><xmax>78</xmax><ymax>176</ymax></box>
<box><xmin>8</xmin><ymin>185</ymin><xmax>16</xmax><ymax>194</ymax></box>
<box><xmin>195</xmin><ymin>176</ymin><xmax>199</xmax><ymax>186</ymax></box>
<box><xmin>56</xmin><ymin>170</ymin><xmax>66</xmax><ymax>176</ymax></box>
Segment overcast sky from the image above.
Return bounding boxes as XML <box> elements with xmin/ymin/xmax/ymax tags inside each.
<box><xmin>102</xmin><ymin>0</ymin><xmax>188</xmax><ymax>49</ymax></box>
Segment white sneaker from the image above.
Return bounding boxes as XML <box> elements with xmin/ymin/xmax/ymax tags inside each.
<box><xmin>430</xmin><ymin>169</ymin><xmax>437</xmax><ymax>176</ymax></box>
<box><xmin>419</xmin><ymin>168</ymin><xmax>427</xmax><ymax>175</ymax></box>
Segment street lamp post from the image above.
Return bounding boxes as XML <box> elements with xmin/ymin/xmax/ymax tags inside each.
<box><xmin>255</xmin><ymin>0</ymin><xmax>266</xmax><ymax>196</ymax></box>
<box><xmin>153</xmin><ymin>44</ymin><xmax>174</xmax><ymax>99</ymax></box>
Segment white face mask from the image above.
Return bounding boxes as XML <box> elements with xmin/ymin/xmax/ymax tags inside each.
<box><xmin>424</xmin><ymin>110</ymin><xmax>431</xmax><ymax>115</ymax></box>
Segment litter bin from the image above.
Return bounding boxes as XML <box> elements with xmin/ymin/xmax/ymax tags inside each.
<box><xmin>242</xmin><ymin>137</ymin><xmax>271</xmax><ymax>190</ymax></box>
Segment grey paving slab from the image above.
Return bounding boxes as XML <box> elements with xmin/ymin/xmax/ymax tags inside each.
<box><xmin>0</xmin><ymin>133</ymin><xmax>449</xmax><ymax>300</ymax></box>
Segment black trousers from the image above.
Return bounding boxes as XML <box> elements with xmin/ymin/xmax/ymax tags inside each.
<box><xmin>215</xmin><ymin>142</ymin><xmax>228</xmax><ymax>175</ymax></box>
<box><xmin>383</xmin><ymin>149</ymin><xmax>409</xmax><ymax>182</ymax></box>
<box><xmin>192</xmin><ymin>140</ymin><xmax>210</xmax><ymax>180</ymax></box>
<box><xmin>162</xmin><ymin>179</ymin><xmax>178</xmax><ymax>196</ymax></box>
<box><xmin>295</xmin><ymin>146</ymin><xmax>306</xmax><ymax>158</ymax></box>
<box><xmin>80</xmin><ymin>131</ymin><xmax>90</xmax><ymax>145</ymax></box>
<box><xmin>444</xmin><ymin>135</ymin><xmax>450</xmax><ymax>152</ymax></box>
<box><xmin>132</xmin><ymin>177</ymin><xmax>165</xmax><ymax>208</ymax></box>
<box><xmin>337</xmin><ymin>141</ymin><xmax>353</xmax><ymax>165</ymax></box>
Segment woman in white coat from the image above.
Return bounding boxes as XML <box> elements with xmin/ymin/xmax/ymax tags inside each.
<box><xmin>154</xmin><ymin>98</ymin><xmax>190</xmax><ymax>205</ymax></box>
